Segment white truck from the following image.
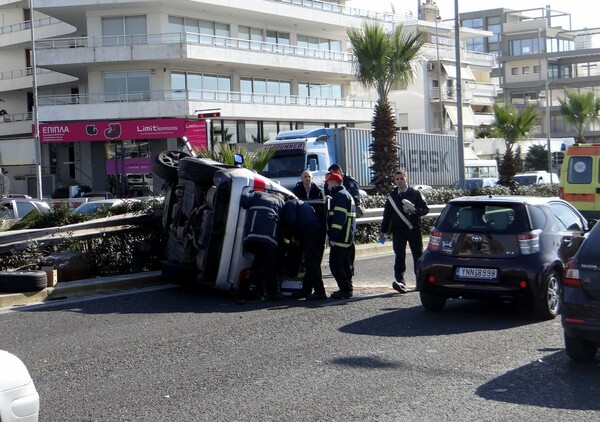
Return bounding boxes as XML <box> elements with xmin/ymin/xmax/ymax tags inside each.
<box><xmin>260</xmin><ymin>127</ymin><xmax>372</xmax><ymax>190</ymax></box>
<box><xmin>261</xmin><ymin>128</ymin><xmax>465</xmax><ymax>190</ymax></box>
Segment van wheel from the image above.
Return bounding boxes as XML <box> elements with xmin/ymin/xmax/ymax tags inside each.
<box><xmin>153</xmin><ymin>151</ymin><xmax>191</xmax><ymax>183</ymax></box>
<box><xmin>534</xmin><ymin>270</ymin><xmax>561</xmax><ymax>320</ymax></box>
<box><xmin>161</xmin><ymin>261</ymin><xmax>196</xmax><ymax>286</ymax></box>
<box><xmin>564</xmin><ymin>333</ymin><xmax>598</xmax><ymax>361</ymax></box>
<box><xmin>0</xmin><ymin>271</ymin><xmax>48</xmax><ymax>292</ymax></box>
<box><xmin>178</xmin><ymin>157</ymin><xmax>223</xmax><ymax>185</ymax></box>
<box><xmin>419</xmin><ymin>290</ymin><xmax>446</xmax><ymax>311</ymax></box>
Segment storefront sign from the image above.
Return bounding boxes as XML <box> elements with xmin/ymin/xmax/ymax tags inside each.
<box><xmin>38</xmin><ymin>118</ymin><xmax>204</xmax><ymax>143</ymax></box>
<box><xmin>184</xmin><ymin>120</ymin><xmax>208</xmax><ymax>150</ymax></box>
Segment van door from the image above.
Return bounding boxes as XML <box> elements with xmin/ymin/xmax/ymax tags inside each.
<box><xmin>560</xmin><ymin>145</ymin><xmax>600</xmax><ymax>219</ymax></box>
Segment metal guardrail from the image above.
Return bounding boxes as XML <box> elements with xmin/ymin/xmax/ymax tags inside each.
<box><xmin>356</xmin><ymin>204</ymin><xmax>445</xmax><ymax>225</ymax></box>
<box><xmin>0</xmin><ymin>213</ymin><xmax>155</xmax><ymax>254</ymax></box>
<box><xmin>0</xmin><ymin>204</ymin><xmax>446</xmax><ymax>253</ymax></box>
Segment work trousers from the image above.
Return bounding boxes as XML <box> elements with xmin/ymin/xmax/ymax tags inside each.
<box><xmin>329</xmin><ymin>245</ymin><xmax>353</xmax><ymax>293</ymax></box>
<box><xmin>392</xmin><ymin>227</ymin><xmax>423</xmax><ymax>283</ymax></box>
<box><xmin>301</xmin><ymin>230</ymin><xmax>326</xmax><ymax>295</ymax></box>
<box><xmin>249</xmin><ymin>244</ymin><xmax>279</xmax><ymax>296</ymax></box>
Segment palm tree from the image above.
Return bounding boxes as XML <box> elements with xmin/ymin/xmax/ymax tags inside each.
<box><xmin>192</xmin><ymin>143</ymin><xmax>275</xmax><ymax>171</ymax></box>
<box><xmin>347</xmin><ymin>22</ymin><xmax>425</xmax><ymax>194</ymax></box>
<box><xmin>491</xmin><ymin>102</ymin><xmax>537</xmax><ymax>186</ymax></box>
<box><xmin>559</xmin><ymin>91</ymin><xmax>600</xmax><ymax>143</ymax></box>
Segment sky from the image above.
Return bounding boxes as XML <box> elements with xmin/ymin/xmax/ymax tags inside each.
<box><xmin>346</xmin><ymin>0</ymin><xmax>598</xmax><ymax>30</ymax></box>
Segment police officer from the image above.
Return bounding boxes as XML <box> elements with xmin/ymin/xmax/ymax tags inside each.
<box><xmin>380</xmin><ymin>170</ymin><xmax>429</xmax><ymax>294</ymax></box>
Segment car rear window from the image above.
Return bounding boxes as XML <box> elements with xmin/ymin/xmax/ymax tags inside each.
<box><xmin>514</xmin><ymin>175</ymin><xmax>536</xmax><ymax>185</ymax></box>
<box><xmin>438</xmin><ymin>203</ymin><xmax>530</xmax><ymax>234</ymax></box>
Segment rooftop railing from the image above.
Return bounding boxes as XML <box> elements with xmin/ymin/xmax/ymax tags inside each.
<box><xmin>0</xmin><ymin>67</ymin><xmax>52</xmax><ymax>81</ymax></box>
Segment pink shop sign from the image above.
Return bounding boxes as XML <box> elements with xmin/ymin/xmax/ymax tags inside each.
<box><xmin>38</xmin><ymin>118</ymin><xmax>191</xmax><ymax>143</ymax></box>
<box><xmin>105</xmin><ymin>157</ymin><xmax>152</xmax><ymax>175</ymax></box>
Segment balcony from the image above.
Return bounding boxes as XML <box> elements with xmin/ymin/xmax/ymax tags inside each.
<box><xmin>0</xmin><ymin>16</ymin><xmax>75</xmax><ymax>48</ymax></box>
<box><xmin>37</xmin><ymin>88</ymin><xmax>379</xmax><ymax>123</ymax></box>
<box><xmin>35</xmin><ymin>32</ymin><xmax>354</xmax><ymax>76</ymax></box>
<box><xmin>0</xmin><ymin>67</ymin><xmax>77</xmax><ymax>92</ymax></box>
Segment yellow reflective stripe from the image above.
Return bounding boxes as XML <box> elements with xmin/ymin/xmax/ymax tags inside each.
<box><xmin>331</xmin><ymin>224</ymin><xmax>343</xmax><ymax>229</ymax></box>
<box><xmin>328</xmin><ymin>211</ymin><xmax>334</xmax><ymax>215</ymax></box>
<box><xmin>283</xmin><ymin>238</ymin><xmax>291</xmax><ymax>244</ymax></box>
<box><xmin>333</xmin><ymin>206</ymin><xmax>349</xmax><ymax>214</ymax></box>
<box><xmin>330</xmin><ymin>241</ymin><xmax>351</xmax><ymax>248</ymax></box>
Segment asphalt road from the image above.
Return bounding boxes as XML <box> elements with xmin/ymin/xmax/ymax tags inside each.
<box><xmin>1</xmin><ymin>255</ymin><xmax>599</xmax><ymax>421</ymax></box>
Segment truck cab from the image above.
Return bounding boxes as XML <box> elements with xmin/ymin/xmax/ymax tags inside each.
<box><xmin>261</xmin><ymin>128</ymin><xmax>333</xmax><ymax>189</ymax></box>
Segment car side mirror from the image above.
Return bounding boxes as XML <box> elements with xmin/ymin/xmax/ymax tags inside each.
<box><xmin>587</xmin><ymin>218</ymin><xmax>597</xmax><ymax>230</ymax></box>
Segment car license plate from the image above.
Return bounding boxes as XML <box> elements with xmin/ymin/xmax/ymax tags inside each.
<box><xmin>455</xmin><ymin>267</ymin><xmax>498</xmax><ymax>280</ymax></box>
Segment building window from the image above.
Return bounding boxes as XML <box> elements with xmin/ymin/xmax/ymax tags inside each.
<box><xmin>298</xmin><ymin>82</ymin><xmax>342</xmax><ymax>105</ymax></box>
<box><xmin>168</xmin><ymin>16</ymin><xmax>230</xmax><ymax>45</ymax></box>
<box><xmin>297</xmin><ymin>35</ymin><xmax>343</xmax><ymax>59</ymax></box>
<box><xmin>509</xmin><ymin>38</ymin><xmax>541</xmax><ymax>56</ymax></box>
<box><xmin>240</xmin><ymin>78</ymin><xmax>292</xmax><ymax>104</ymax></box>
<box><xmin>170</xmin><ymin>72</ymin><xmax>231</xmax><ymax>100</ymax></box>
<box><xmin>238</xmin><ymin>26</ymin><xmax>266</xmax><ymax>50</ymax></box>
<box><xmin>103</xmin><ymin>71</ymin><xmax>150</xmax><ymax>102</ymax></box>
<box><xmin>102</xmin><ymin>15</ymin><xmax>147</xmax><ymax>45</ymax></box>
<box><xmin>511</xmin><ymin>67</ymin><xmax>519</xmax><ymax>75</ymax></box>
<box><xmin>533</xmin><ymin>65</ymin><xmax>541</xmax><ymax>74</ymax></box>
<box><xmin>522</xmin><ymin>66</ymin><xmax>530</xmax><ymax>74</ymax></box>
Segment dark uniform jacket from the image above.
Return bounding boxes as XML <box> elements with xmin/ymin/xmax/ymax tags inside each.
<box><xmin>281</xmin><ymin>198</ymin><xmax>322</xmax><ymax>243</ymax></box>
<box><xmin>326</xmin><ymin>185</ymin><xmax>356</xmax><ymax>248</ymax></box>
<box><xmin>292</xmin><ymin>182</ymin><xmax>324</xmax><ymax>200</ymax></box>
<box><xmin>240</xmin><ymin>191</ymin><xmax>285</xmax><ymax>249</ymax></box>
<box><xmin>381</xmin><ymin>187</ymin><xmax>429</xmax><ymax>233</ymax></box>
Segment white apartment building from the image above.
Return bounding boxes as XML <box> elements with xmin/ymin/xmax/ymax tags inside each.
<box><xmin>0</xmin><ymin>0</ymin><xmax>496</xmax><ymax>197</ymax></box>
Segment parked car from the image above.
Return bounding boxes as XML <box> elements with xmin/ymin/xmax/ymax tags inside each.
<box><xmin>71</xmin><ymin>198</ymin><xmax>127</xmax><ymax>215</ymax></box>
<box><xmin>452</xmin><ymin>178</ymin><xmax>498</xmax><ymax>190</ymax></box>
<box><xmin>0</xmin><ymin>198</ymin><xmax>51</xmax><ymax>222</ymax></box>
<box><xmin>0</xmin><ymin>350</ymin><xmax>39</xmax><ymax>422</ymax></box>
<box><xmin>416</xmin><ymin>196</ymin><xmax>591</xmax><ymax>319</ymax></box>
<box><xmin>81</xmin><ymin>191</ymin><xmax>114</xmax><ymax>200</ymax></box>
<box><xmin>561</xmin><ymin>221</ymin><xmax>600</xmax><ymax>361</ymax></box>
<box><xmin>514</xmin><ymin>171</ymin><xmax>559</xmax><ymax>186</ymax></box>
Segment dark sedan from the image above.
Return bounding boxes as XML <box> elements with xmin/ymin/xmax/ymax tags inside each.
<box><xmin>561</xmin><ymin>221</ymin><xmax>600</xmax><ymax>361</ymax></box>
<box><xmin>417</xmin><ymin>196</ymin><xmax>590</xmax><ymax>319</ymax></box>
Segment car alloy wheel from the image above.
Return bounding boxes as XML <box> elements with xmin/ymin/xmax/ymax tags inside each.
<box><xmin>534</xmin><ymin>270</ymin><xmax>561</xmax><ymax>320</ymax></box>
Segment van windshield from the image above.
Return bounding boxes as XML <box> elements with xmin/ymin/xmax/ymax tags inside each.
<box><xmin>261</xmin><ymin>151</ymin><xmax>306</xmax><ymax>177</ymax></box>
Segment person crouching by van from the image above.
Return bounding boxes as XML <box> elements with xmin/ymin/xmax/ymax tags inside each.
<box><xmin>325</xmin><ymin>172</ymin><xmax>356</xmax><ymax>299</ymax></box>
<box><xmin>281</xmin><ymin>197</ymin><xmax>327</xmax><ymax>300</ymax></box>
<box><xmin>241</xmin><ymin>190</ymin><xmax>285</xmax><ymax>301</ymax></box>
<box><xmin>292</xmin><ymin>170</ymin><xmax>324</xmax><ymax>200</ymax></box>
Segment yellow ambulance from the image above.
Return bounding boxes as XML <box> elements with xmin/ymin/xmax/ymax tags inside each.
<box><xmin>559</xmin><ymin>143</ymin><xmax>600</xmax><ymax>219</ymax></box>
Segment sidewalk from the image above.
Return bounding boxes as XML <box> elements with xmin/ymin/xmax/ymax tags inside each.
<box><xmin>0</xmin><ymin>242</ymin><xmax>399</xmax><ymax>310</ymax></box>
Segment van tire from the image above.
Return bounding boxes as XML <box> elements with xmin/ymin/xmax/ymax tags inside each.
<box><xmin>178</xmin><ymin>157</ymin><xmax>223</xmax><ymax>185</ymax></box>
<box><xmin>161</xmin><ymin>261</ymin><xmax>196</xmax><ymax>286</ymax></box>
<box><xmin>153</xmin><ymin>151</ymin><xmax>191</xmax><ymax>183</ymax></box>
<box><xmin>0</xmin><ymin>270</ymin><xmax>48</xmax><ymax>292</ymax></box>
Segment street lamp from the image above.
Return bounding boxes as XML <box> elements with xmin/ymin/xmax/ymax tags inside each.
<box><xmin>435</xmin><ymin>15</ymin><xmax>444</xmax><ymax>134</ymax></box>
<box><xmin>545</xmin><ymin>80</ymin><xmax>553</xmax><ymax>183</ymax></box>
<box><xmin>29</xmin><ymin>0</ymin><xmax>43</xmax><ymax>199</ymax></box>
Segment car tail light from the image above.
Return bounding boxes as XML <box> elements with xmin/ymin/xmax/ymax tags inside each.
<box><xmin>558</xmin><ymin>186</ymin><xmax>564</xmax><ymax>199</ymax></box>
<box><xmin>517</xmin><ymin>230</ymin><xmax>541</xmax><ymax>254</ymax></box>
<box><xmin>428</xmin><ymin>229</ymin><xmax>442</xmax><ymax>251</ymax></box>
<box><xmin>564</xmin><ymin>259</ymin><xmax>582</xmax><ymax>288</ymax></box>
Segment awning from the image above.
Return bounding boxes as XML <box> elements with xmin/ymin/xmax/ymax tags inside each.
<box><xmin>442</xmin><ymin>63</ymin><xmax>476</xmax><ymax>81</ymax></box>
<box><xmin>445</xmin><ymin>105</ymin><xmax>479</xmax><ymax>127</ymax></box>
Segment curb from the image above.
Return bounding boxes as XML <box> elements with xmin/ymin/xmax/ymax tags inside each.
<box><xmin>0</xmin><ymin>271</ymin><xmax>162</xmax><ymax>310</ymax></box>
<box><xmin>0</xmin><ymin>241</ymin><xmax>405</xmax><ymax>310</ymax></box>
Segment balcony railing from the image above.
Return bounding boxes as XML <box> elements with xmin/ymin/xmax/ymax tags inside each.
<box><xmin>0</xmin><ymin>67</ymin><xmax>52</xmax><ymax>81</ymax></box>
<box><xmin>0</xmin><ymin>112</ymin><xmax>32</xmax><ymax>123</ymax></box>
<box><xmin>37</xmin><ymin>89</ymin><xmax>379</xmax><ymax>109</ymax></box>
<box><xmin>268</xmin><ymin>0</ymin><xmax>408</xmax><ymax>22</ymax></box>
<box><xmin>35</xmin><ymin>31</ymin><xmax>354</xmax><ymax>62</ymax></box>
<box><xmin>0</xmin><ymin>17</ymin><xmax>61</xmax><ymax>35</ymax></box>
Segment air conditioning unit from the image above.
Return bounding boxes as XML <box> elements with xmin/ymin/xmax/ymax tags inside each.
<box><xmin>427</xmin><ymin>62</ymin><xmax>435</xmax><ymax>71</ymax></box>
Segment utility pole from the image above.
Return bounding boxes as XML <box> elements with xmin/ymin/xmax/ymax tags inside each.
<box><xmin>454</xmin><ymin>0</ymin><xmax>465</xmax><ymax>189</ymax></box>
<box><xmin>29</xmin><ymin>0</ymin><xmax>43</xmax><ymax>199</ymax></box>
